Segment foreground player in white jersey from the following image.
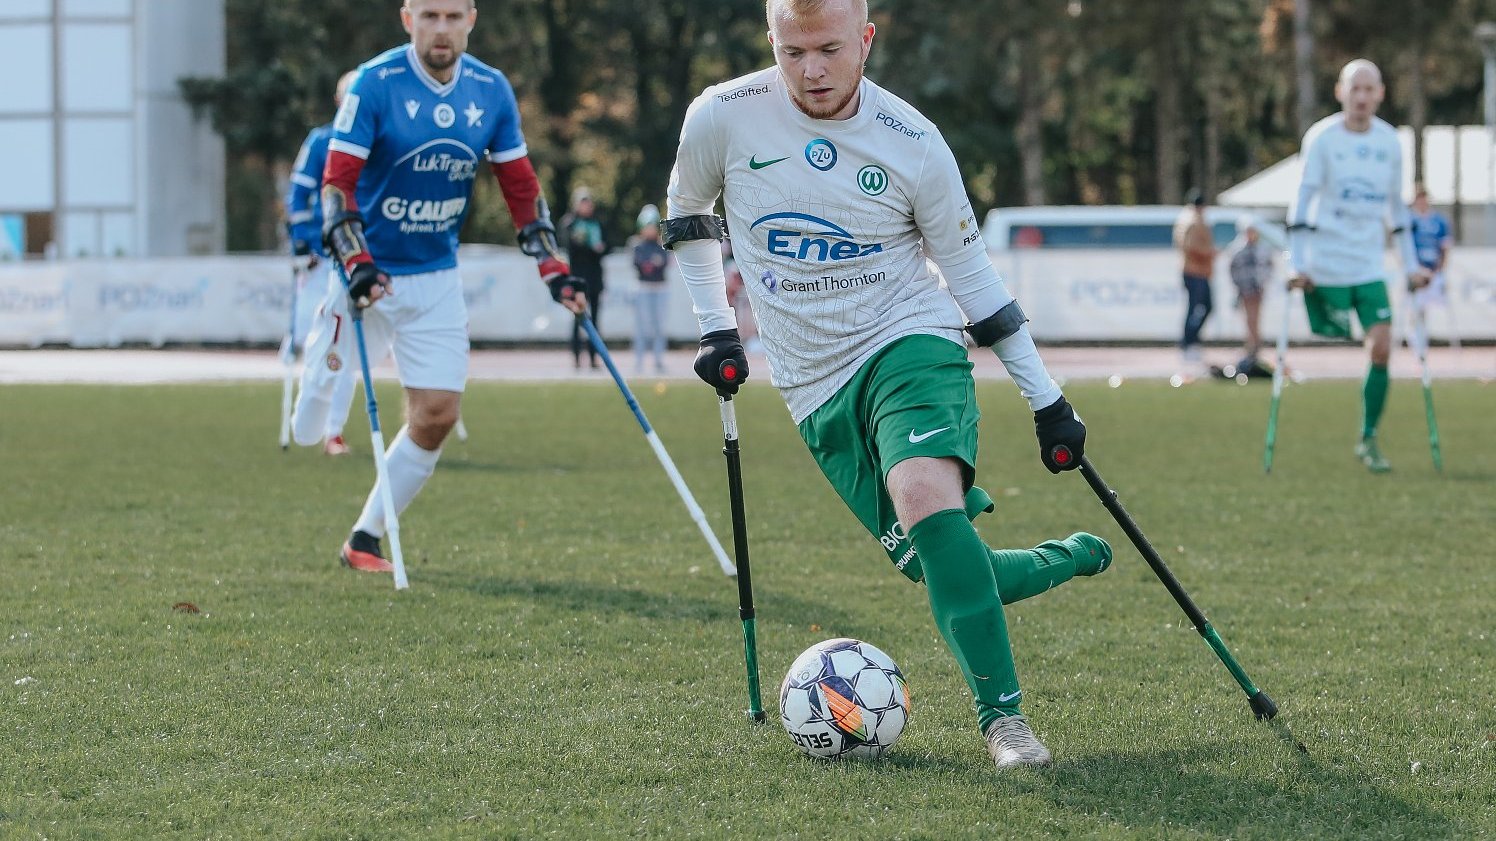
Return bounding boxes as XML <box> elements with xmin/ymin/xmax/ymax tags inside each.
<box><xmin>1287</xmin><ymin>59</ymin><xmax>1429</xmax><ymax>473</ymax></box>
<box><xmin>315</xmin><ymin>0</ymin><xmax>585</xmax><ymax>573</ymax></box>
<box><xmin>666</xmin><ymin>0</ymin><xmax>1111</xmax><ymax>770</ymax></box>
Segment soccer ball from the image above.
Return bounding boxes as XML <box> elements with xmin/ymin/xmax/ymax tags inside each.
<box><xmin>779</xmin><ymin>638</ymin><xmax>911</xmax><ymax>759</ymax></box>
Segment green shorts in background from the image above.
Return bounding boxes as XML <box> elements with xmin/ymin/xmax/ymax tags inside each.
<box><xmin>1304</xmin><ymin>280</ymin><xmax>1392</xmax><ymax>339</ymax></box>
<box><xmin>797</xmin><ymin>334</ymin><xmax>994</xmax><ymax>583</ymax></box>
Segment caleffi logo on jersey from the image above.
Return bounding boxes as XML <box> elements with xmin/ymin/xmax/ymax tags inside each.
<box><xmin>857</xmin><ymin>165</ymin><xmax>888</xmax><ymax>196</ymax></box>
<box><xmin>804</xmin><ymin>138</ymin><xmax>837</xmax><ymax>171</ymax></box>
<box><xmin>751</xmin><ymin>211</ymin><xmax>883</xmax><ymax>261</ymax></box>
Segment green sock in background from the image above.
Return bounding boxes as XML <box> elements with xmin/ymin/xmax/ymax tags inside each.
<box><xmin>988</xmin><ymin>533</ymin><xmax>1111</xmax><ymax>605</ymax></box>
<box><xmin>1362</xmin><ymin>362</ymin><xmax>1389</xmax><ymax>439</ymax></box>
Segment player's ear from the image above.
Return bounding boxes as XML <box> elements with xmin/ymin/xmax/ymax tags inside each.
<box><xmin>400</xmin><ymin>5</ymin><xmax>413</xmax><ymax>35</ymax></box>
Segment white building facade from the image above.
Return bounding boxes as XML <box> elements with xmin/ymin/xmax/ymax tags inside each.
<box><xmin>0</xmin><ymin>0</ymin><xmax>225</xmax><ymax>259</ymax></box>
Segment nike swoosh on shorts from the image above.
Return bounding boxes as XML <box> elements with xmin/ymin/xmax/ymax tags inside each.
<box><xmin>908</xmin><ymin>426</ymin><xmax>951</xmax><ymax>444</ymax></box>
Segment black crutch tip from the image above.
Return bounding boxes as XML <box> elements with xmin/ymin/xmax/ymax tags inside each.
<box><xmin>1249</xmin><ymin>691</ymin><xmax>1278</xmax><ymax>721</ymax></box>
<box><xmin>748</xmin><ymin>709</ymin><xmax>768</xmax><ymax>723</ymax></box>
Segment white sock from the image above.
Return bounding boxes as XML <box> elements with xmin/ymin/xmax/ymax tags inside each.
<box><xmin>352</xmin><ymin>427</ymin><xmax>442</xmax><ymax>538</ymax></box>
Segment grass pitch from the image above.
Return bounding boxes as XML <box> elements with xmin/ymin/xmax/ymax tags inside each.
<box><xmin>2</xmin><ymin>375</ymin><xmax>1493</xmax><ymax>839</ymax></box>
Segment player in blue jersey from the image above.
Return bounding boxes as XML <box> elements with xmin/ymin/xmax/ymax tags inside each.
<box><xmin>1407</xmin><ymin>183</ymin><xmax>1452</xmax><ymax>314</ymax></box>
<box><xmin>317</xmin><ymin>0</ymin><xmax>586</xmax><ymax>573</ymax></box>
<box><xmin>289</xmin><ymin>70</ymin><xmax>359</xmax><ymax>456</ymax></box>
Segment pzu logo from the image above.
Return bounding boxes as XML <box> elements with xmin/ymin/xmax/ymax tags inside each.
<box><xmin>804</xmin><ymin>138</ymin><xmax>837</xmax><ymax>171</ymax></box>
<box><xmin>750</xmin><ymin>212</ymin><xmax>884</xmax><ymax>262</ymax></box>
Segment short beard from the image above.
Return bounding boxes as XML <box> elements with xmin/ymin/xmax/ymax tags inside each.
<box><xmin>787</xmin><ymin>80</ymin><xmax>860</xmax><ymax>120</ymax></box>
<box><xmin>422</xmin><ymin>47</ymin><xmax>459</xmax><ymax>73</ymax></box>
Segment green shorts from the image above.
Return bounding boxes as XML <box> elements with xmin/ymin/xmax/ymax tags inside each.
<box><xmin>1304</xmin><ymin>281</ymin><xmax>1392</xmax><ymax>339</ymax></box>
<box><xmin>797</xmin><ymin>334</ymin><xmax>994</xmax><ymax>583</ymax></box>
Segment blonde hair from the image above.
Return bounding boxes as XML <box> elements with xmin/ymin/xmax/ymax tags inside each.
<box><xmin>766</xmin><ymin>0</ymin><xmax>868</xmax><ymax>26</ymax></box>
<box><xmin>403</xmin><ymin>0</ymin><xmax>475</xmax><ymax>9</ymax></box>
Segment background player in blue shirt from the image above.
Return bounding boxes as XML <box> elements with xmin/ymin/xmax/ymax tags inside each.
<box><xmin>316</xmin><ymin>0</ymin><xmax>585</xmax><ymax>573</ymax></box>
<box><xmin>288</xmin><ymin>70</ymin><xmax>359</xmax><ymax>456</ymax></box>
<box><xmin>1408</xmin><ymin>182</ymin><xmax>1453</xmax><ymax>313</ymax></box>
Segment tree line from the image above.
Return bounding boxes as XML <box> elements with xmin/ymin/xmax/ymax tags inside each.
<box><xmin>182</xmin><ymin>0</ymin><xmax>1496</xmax><ymax>252</ymax></box>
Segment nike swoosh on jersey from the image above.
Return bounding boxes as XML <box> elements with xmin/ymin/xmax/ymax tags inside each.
<box><xmin>997</xmin><ymin>690</ymin><xmax>1022</xmax><ymax>703</ymax></box>
<box><xmin>749</xmin><ymin>155</ymin><xmax>789</xmax><ymax>170</ymax></box>
<box><xmin>908</xmin><ymin>426</ymin><xmax>951</xmax><ymax>444</ymax></box>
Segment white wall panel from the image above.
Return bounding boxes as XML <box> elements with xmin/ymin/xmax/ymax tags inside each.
<box><xmin>0</xmin><ymin>26</ymin><xmax>53</xmax><ymax>112</ymax></box>
<box><xmin>0</xmin><ymin>119</ymin><xmax>55</xmax><ymax>208</ymax></box>
<box><xmin>62</xmin><ymin>23</ymin><xmax>132</xmax><ymax>111</ymax></box>
<box><xmin>0</xmin><ymin>0</ymin><xmax>53</xmax><ymax>20</ymax></box>
<box><xmin>63</xmin><ymin>117</ymin><xmax>133</xmax><ymax>205</ymax></box>
<box><xmin>62</xmin><ymin>0</ymin><xmax>130</xmax><ymax>17</ymax></box>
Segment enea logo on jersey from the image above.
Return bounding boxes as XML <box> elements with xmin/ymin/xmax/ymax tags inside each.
<box><xmin>750</xmin><ymin>212</ymin><xmax>883</xmax><ymax>261</ymax></box>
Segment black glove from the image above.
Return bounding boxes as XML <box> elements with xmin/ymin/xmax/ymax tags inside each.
<box><xmin>1034</xmin><ymin>396</ymin><xmax>1085</xmax><ymax>473</ymax></box>
<box><xmin>694</xmin><ymin>329</ymin><xmax>748</xmax><ymax>394</ymax></box>
<box><xmin>540</xmin><ymin>257</ymin><xmax>585</xmax><ymax>305</ymax></box>
<box><xmin>292</xmin><ymin>239</ymin><xmax>313</xmax><ymax>257</ymax></box>
<box><xmin>345</xmin><ymin>261</ymin><xmax>390</xmax><ymax>309</ymax></box>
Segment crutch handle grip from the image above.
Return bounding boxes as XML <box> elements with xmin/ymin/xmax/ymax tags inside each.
<box><xmin>719</xmin><ymin>359</ymin><xmax>744</xmax><ymax>385</ymax></box>
<box><xmin>1049</xmin><ymin>444</ymin><xmax>1075</xmax><ymax>469</ymax></box>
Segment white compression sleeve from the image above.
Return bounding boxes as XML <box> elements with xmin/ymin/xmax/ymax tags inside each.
<box><xmin>991</xmin><ymin>325</ymin><xmax>1064</xmax><ymax>412</ymax></box>
<box><xmin>939</xmin><ymin>253</ymin><xmax>1061</xmax><ymax>412</ymax></box>
<box><xmin>672</xmin><ymin>237</ymin><xmax>736</xmax><ymax>335</ymax></box>
<box><xmin>941</xmin><ymin>249</ymin><xmax>1014</xmax><ymax>321</ymax></box>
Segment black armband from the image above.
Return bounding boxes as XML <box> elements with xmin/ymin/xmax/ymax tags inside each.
<box><xmin>322</xmin><ymin>210</ymin><xmax>369</xmax><ymax>266</ymax></box>
<box><xmin>1286</xmin><ymin>222</ymin><xmax>1313</xmax><ymax>233</ymax></box>
<box><xmin>965</xmin><ymin>300</ymin><xmax>1028</xmax><ymax>348</ymax></box>
<box><xmin>661</xmin><ymin>214</ymin><xmax>725</xmax><ymax>250</ymax></box>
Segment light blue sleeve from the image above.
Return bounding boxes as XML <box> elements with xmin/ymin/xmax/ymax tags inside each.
<box><xmin>486</xmin><ymin>73</ymin><xmax>528</xmax><ymax>163</ymax></box>
<box><xmin>286</xmin><ymin>128</ymin><xmax>328</xmax><ymax>247</ymax></box>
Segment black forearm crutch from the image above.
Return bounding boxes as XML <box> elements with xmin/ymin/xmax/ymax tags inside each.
<box><xmin>717</xmin><ymin>360</ymin><xmax>765</xmax><ymax>722</ymax></box>
<box><xmin>1051</xmin><ymin>445</ymin><xmax>1277</xmax><ymax>720</ymax></box>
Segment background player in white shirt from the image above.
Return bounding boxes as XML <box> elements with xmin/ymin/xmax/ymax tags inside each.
<box><xmin>1287</xmin><ymin>59</ymin><xmax>1430</xmax><ymax>473</ymax></box>
<box><xmin>316</xmin><ymin>0</ymin><xmax>586</xmax><ymax>573</ymax></box>
<box><xmin>288</xmin><ymin>70</ymin><xmax>360</xmax><ymax>456</ymax></box>
<box><xmin>666</xmin><ymin>0</ymin><xmax>1111</xmax><ymax>771</ymax></box>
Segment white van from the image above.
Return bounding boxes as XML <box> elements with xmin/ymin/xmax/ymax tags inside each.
<box><xmin>982</xmin><ymin>205</ymin><xmax>1286</xmax><ymax>253</ymax></box>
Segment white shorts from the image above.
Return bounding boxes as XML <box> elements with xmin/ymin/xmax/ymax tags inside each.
<box><xmin>291</xmin><ymin>263</ymin><xmax>328</xmax><ymax>347</ymax></box>
<box><xmin>1411</xmin><ymin>271</ymin><xmax>1447</xmax><ymax>310</ymax></box>
<box><xmin>301</xmin><ymin>266</ymin><xmax>469</xmax><ymax>394</ymax></box>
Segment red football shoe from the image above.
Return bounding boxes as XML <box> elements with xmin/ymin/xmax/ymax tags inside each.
<box><xmin>340</xmin><ymin>530</ymin><xmax>393</xmax><ymax>573</ymax></box>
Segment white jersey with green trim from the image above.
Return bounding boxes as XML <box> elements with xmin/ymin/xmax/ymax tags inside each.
<box><xmin>668</xmin><ymin>68</ymin><xmax>992</xmax><ymax>422</ymax></box>
<box><xmin>1288</xmin><ymin>114</ymin><xmax>1417</xmax><ymax>287</ymax></box>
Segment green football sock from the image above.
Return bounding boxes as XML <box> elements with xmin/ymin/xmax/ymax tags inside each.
<box><xmin>988</xmin><ymin>533</ymin><xmax>1112</xmax><ymax>605</ymax></box>
<box><xmin>910</xmin><ymin>509</ymin><xmax>1022</xmax><ymax>730</ymax></box>
<box><xmin>1362</xmin><ymin>363</ymin><xmax>1389</xmax><ymax>439</ymax></box>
